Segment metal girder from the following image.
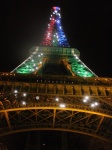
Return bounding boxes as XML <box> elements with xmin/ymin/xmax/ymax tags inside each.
<box><xmin>0</xmin><ymin>73</ymin><xmax>112</xmax><ymax>86</ymax></box>
<box><xmin>35</xmin><ymin>109</ymin><xmax>38</xmax><ymax>122</ymax></box>
<box><xmin>4</xmin><ymin>111</ymin><xmax>11</xmax><ymax>130</ymax></box>
<box><xmin>53</xmin><ymin>109</ymin><xmax>56</xmax><ymax>127</ymax></box>
<box><xmin>0</xmin><ymin>106</ymin><xmax>112</xmax><ymax>142</ymax></box>
<box><xmin>95</xmin><ymin>116</ymin><xmax>104</xmax><ymax>133</ymax></box>
<box><xmin>0</xmin><ymin>76</ymin><xmax>112</xmax><ymax>143</ymax></box>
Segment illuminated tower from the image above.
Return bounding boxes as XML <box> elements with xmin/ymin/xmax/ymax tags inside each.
<box><xmin>0</xmin><ymin>6</ymin><xmax>112</xmax><ymax>150</ymax></box>
<box><xmin>11</xmin><ymin>6</ymin><xmax>97</xmax><ymax>78</ymax></box>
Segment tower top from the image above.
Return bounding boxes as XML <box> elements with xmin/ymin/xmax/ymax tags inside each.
<box><xmin>52</xmin><ymin>6</ymin><xmax>60</xmax><ymax>10</ymax></box>
<box><xmin>40</xmin><ymin>6</ymin><xmax>69</xmax><ymax>47</ymax></box>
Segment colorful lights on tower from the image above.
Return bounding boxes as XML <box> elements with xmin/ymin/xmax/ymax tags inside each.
<box><xmin>11</xmin><ymin>6</ymin><xmax>97</xmax><ymax>77</ymax></box>
<box><xmin>40</xmin><ymin>7</ymin><xmax>70</xmax><ymax>47</ymax></box>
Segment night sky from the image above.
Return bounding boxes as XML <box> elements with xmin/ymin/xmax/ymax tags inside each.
<box><xmin>0</xmin><ymin>0</ymin><xmax>112</xmax><ymax>78</ymax></box>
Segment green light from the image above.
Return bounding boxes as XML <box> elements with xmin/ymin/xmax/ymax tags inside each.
<box><xmin>14</xmin><ymin>48</ymin><xmax>43</xmax><ymax>74</ymax></box>
<box><xmin>67</xmin><ymin>56</ymin><xmax>95</xmax><ymax>77</ymax></box>
<box><xmin>12</xmin><ymin>47</ymin><xmax>96</xmax><ymax>77</ymax></box>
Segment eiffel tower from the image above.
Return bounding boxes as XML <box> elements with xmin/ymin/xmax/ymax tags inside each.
<box><xmin>0</xmin><ymin>6</ymin><xmax>112</xmax><ymax>149</ymax></box>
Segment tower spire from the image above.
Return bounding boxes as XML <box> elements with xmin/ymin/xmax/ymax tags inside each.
<box><xmin>40</xmin><ymin>6</ymin><xmax>69</xmax><ymax>47</ymax></box>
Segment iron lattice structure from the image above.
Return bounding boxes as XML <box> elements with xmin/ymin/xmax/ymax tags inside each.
<box><xmin>0</xmin><ymin>6</ymin><xmax>112</xmax><ymax>145</ymax></box>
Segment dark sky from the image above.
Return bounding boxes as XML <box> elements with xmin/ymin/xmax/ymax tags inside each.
<box><xmin>0</xmin><ymin>0</ymin><xmax>112</xmax><ymax>78</ymax></box>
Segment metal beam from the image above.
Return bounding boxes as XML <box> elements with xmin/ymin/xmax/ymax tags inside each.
<box><xmin>0</xmin><ymin>106</ymin><xmax>112</xmax><ymax>118</ymax></box>
<box><xmin>4</xmin><ymin>111</ymin><xmax>11</xmax><ymax>130</ymax></box>
<box><xmin>53</xmin><ymin>109</ymin><xmax>56</xmax><ymax>128</ymax></box>
<box><xmin>95</xmin><ymin>116</ymin><xmax>104</xmax><ymax>133</ymax></box>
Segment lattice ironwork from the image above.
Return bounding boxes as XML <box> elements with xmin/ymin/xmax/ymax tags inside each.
<box><xmin>0</xmin><ymin>77</ymin><xmax>112</xmax><ymax>143</ymax></box>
